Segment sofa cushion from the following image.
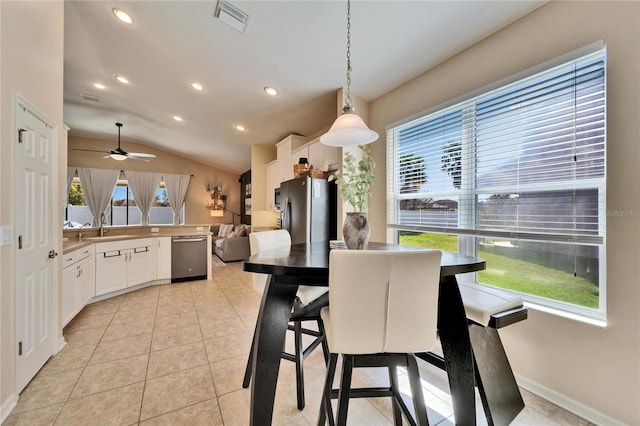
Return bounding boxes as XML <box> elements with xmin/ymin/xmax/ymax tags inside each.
<box><xmin>234</xmin><ymin>224</ymin><xmax>248</xmax><ymax>237</ymax></box>
<box><xmin>218</xmin><ymin>223</ymin><xmax>234</xmax><ymax>237</ymax></box>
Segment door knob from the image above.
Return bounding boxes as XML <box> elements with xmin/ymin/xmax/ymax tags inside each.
<box><xmin>48</xmin><ymin>250</ymin><xmax>58</xmax><ymax>259</ymax></box>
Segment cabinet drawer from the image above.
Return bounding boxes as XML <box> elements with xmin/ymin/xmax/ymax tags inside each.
<box><xmin>95</xmin><ymin>237</ymin><xmax>153</xmax><ymax>253</ymax></box>
<box><xmin>62</xmin><ymin>245</ymin><xmax>95</xmax><ymax>269</ymax></box>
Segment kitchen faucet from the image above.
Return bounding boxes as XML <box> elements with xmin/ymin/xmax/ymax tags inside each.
<box><xmin>99</xmin><ymin>212</ymin><xmax>108</xmax><ymax>237</ymax></box>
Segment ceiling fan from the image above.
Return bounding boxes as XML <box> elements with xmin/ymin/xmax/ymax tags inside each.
<box><xmin>73</xmin><ymin>122</ymin><xmax>156</xmax><ymax>161</ymax></box>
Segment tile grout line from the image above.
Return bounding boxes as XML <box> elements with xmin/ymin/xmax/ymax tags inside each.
<box><xmin>194</xmin><ymin>274</ymin><xmax>231</xmax><ymax>425</ymax></box>
<box><xmin>136</xmin><ymin>287</ymin><xmax>160</xmax><ymax>425</ymax></box>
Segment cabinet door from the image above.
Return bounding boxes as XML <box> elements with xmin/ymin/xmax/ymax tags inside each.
<box><xmin>62</xmin><ymin>266</ymin><xmax>78</xmax><ymax>326</ymax></box>
<box><xmin>128</xmin><ymin>248</ymin><xmax>153</xmax><ymax>287</ymax></box>
<box><xmin>95</xmin><ymin>251</ymin><xmax>128</xmax><ymax>296</ymax></box>
<box><xmin>156</xmin><ymin>237</ymin><xmax>171</xmax><ymax>280</ymax></box>
<box><xmin>309</xmin><ymin>142</ymin><xmax>338</xmax><ymax>171</ymax></box>
<box><xmin>291</xmin><ymin>146</ymin><xmax>309</xmax><ymax>169</ymax></box>
<box><xmin>266</xmin><ymin>161</ymin><xmax>278</xmax><ymax>210</ymax></box>
<box><xmin>78</xmin><ymin>256</ymin><xmax>95</xmax><ymax>307</ymax></box>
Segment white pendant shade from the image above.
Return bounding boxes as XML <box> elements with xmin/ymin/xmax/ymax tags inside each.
<box><xmin>320</xmin><ymin>108</ymin><xmax>379</xmax><ymax>147</ymax></box>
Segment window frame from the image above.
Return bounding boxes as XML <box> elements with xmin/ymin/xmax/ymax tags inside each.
<box><xmin>386</xmin><ymin>41</ymin><xmax>607</xmax><ymax>323</ymax></box>
<box><xmin>66</xmin><ymin>177</ymin><xmax>183</xmax><ymax>227</ymax></box>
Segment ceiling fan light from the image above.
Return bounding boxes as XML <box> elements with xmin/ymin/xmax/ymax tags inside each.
<box><xmin>320</xmin><ymin>106</ymin><xmax>379</xmax><ymax>147</ymax></box>
<box><xmin>110</xmin><ymin>153</ymin><xmax>128</xmax><ymax>161</ymax></box>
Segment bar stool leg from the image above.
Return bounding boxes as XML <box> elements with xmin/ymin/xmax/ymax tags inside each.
<box><xmin>406</xmin><ymin>354</ymin><xmax>430</xmax><ymax>426</ymax></box>
<box><xmin>319</xmin><ymin>353</ymin><xmax>338</xmax><ymax>426</ymax></box>
<box><xmin>294</xmin><ymin>319</ymin><xmax>305</xmax><ymax>410</ymax></box>
<box><xmin>242</xmin><ymin>323</ymin><xmax>258</xmax><ymax>388</ymax></box>
<box><xmin>388</xmin><ymin>364</ymin><xmax>403</xmax><ymax>426</ymax></box>
<box><xmin>336</xmin><ymin>355</ymin><xmax>354</xmax><ymax>425</ymax></box>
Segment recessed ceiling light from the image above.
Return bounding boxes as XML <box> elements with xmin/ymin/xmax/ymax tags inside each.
<box><xmin>112</xmin><ymin>8</ymin><xmax>134</xmax><ymax>25</ymax></box>
<box><xmin>190</xmin><ymin>82</ymin><xmax>204</xmax><ymax>91</ymax></box>
<box><xmin>264</xmin><ymin>86</ymin><xmax>278</xmax><ymax>96</ymax></box>
<box><xmin>235</xmin><ymin>125</ymin><xmax>247</xmax><ymax>132</ymax></box>
<box><xmin>93</xmin><ymin>83</ymin><xmax>106</xmax><ymax>90</ymax></box>
<box><xmin>115</xmin><ymin>75</ymin><xmax>130</xmax><ymax>84</ymax></box>
<box><xmin>173</xmin><ymin>116</ymin><xmax>183</xmax><ymax>122</ymax></box>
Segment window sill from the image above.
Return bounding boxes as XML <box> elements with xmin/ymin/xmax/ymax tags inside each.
<box><xmin>523</xmin><ymin>301</ymin><xmax>607</xmax><ymax>328</ymax></box>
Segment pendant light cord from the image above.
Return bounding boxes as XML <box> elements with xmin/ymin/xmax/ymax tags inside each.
<box><xmin>345</xmin><ymin>0</ymin><xmax>352</xmax><ymax>108</ymax></box>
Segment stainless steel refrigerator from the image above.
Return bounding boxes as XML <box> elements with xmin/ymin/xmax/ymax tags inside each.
<box><xmin>279</xmin><ymin>176</ymin><xmax>336</xmax><ymax>245</ymax></box>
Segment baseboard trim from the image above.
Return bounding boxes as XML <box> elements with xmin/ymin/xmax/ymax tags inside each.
<box><xmin>57</xmin><ymin>336</ymin><xmax>67</xmax><ymax>352</ymax></box>
<box><xmin>1</xmin><ymin>393</ymin><xmax>18</xmax><ymax>424</ymax></box>
<box><xmin>515</xmin><ymin>374</ymin><xmax>624</xmax><ymax>425</ymax></box>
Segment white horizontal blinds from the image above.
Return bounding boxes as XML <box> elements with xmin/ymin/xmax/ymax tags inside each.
<box><xmin>389</xmin><ymin>48</ymin><xmax>606</xmax><ymax>243</ymax></box>
<box><xmin>391</xmin><ymin>108</ymin><xmax>464</xmax><ymax>228</ymax></box>
<box><xmin>475</xmin><ymin>51</ymin><xmax>605</xmax><ymax>240</ymax></box>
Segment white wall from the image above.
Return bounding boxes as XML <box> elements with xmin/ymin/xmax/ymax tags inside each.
<box><xmin>368</xmin><ymin>1</ymin><xmax>639</xmax><ymax>423</ymax></box>
<box><xmin>0</xmin><ymin>0</ymin><xmax>65</xmax><ymax>417</ymax></box>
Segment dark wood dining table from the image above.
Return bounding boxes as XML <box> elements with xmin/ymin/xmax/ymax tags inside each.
<box><xmin>242</xmin><ymin>241</ymin><xmax>486</xmax><ymax>426</ymax></box>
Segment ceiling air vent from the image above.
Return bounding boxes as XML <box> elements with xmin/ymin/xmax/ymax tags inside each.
<box><xmin>80</xmin><ymin>93</ymin><xmax>100</xmax><ymax>102</ymax></box>
<box><xmin>215</xmin><ymin>0</ymin><xmax>250</xmax><ymax>33</ymax></box>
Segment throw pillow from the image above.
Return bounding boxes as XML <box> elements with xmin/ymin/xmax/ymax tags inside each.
<box><xmin>234</xmin><ymin>225</ymin><xmax>247</xmax><ymax>237</ymax></box>
<box><xmin>218</xmin><ymin>223</ymin><xmax>234</xmax><ymax>238</ymax></box>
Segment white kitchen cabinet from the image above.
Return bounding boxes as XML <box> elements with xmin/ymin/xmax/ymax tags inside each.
<box><xmin>308</xmin><ymin>139</ymin><xmax>339</xmax><ymax>172</ymax></box>
<box><xmin>62</xmin><ymin>266</ymin><xmax>78</xmax><ymax>326</ymax></box>
<box><xmin>95</xmin><ymin>238</ymin><xmax>154</xmax><ymax>296</ymax></box>
<box><xmin>95</xmin><ymin>249</ymin><xmax>128</xmax><ymax>295</ymax></box>
<box><xmin>291</xmin><ymin>146</ymin><xmax>309</xmax><ymax>169</ymax></box>
<box><xmin>155</xmin><ymin>237</ymin><xmax>172</xmax><ymax>280</ymax></box>
<box><xmin>276</xmin><ymin>134</ymin><xmax>307</xmax><ymax>184</ymax></box>
<box><xmin>266</xmin><ymin>160</ymin><xmax>279</xmax><ymax>210</ymax></box>
<box><xmin>62</xmin><ymin>245</ymin><xmax>95</xmax><ymax>326</ymax></box>
<box><xmin>127</xmin><ymin>247</ymin><xmax>153</xmax><ymax>286</ymax></box>
<box><xmin>78</xmin><ymin>254</ymin><xmax>95</xmax><ymax>307</ymax></box>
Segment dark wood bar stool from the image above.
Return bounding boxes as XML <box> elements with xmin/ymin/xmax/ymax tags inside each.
<box><xmin>242</xmin><ymin>230</ymin><xmax>329</xmax><ymax>410</ymax></box>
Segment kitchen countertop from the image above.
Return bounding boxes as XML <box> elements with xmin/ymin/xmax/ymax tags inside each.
<box><xmin>63</xmin><ymin>230</ymin><xmax>212</xmax><ymax>254</ymax></box>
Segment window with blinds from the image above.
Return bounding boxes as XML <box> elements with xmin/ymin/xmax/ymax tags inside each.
<box><xmin>387</xmin><ymin>45</ymin><xmax>606</xmax><ymax>319</ymax></box>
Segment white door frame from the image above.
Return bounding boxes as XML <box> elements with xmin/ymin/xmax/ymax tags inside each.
<box><xmin>14</xmin><ymin>93</ymin><xmax>60</xmax><ymax>392</ymax></box>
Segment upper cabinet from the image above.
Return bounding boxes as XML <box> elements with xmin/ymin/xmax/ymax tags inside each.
<box><xmin>263</xmin><ymin>134</ymin><xmax>339</xmax><ymax>211</ymax></box>
<box><xmin>308</xmin><ymin>139</ymin><xmax>339</xmax><ymax>172</ymax></box>
<box><xmin>277</xmin><ymin>135</ymin><xmax>307</xmax><ymax>183</ymax></box>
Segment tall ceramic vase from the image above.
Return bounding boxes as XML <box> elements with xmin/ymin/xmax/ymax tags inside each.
<box><xmin>343</xmin><ymin>212</ymin><xmax>370</xmax><ymax>249</ymax></box>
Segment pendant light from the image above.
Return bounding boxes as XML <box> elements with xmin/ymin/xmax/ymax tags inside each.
<box><xmin>320</xmin><ymin>0</ymin><xmax>378</xmax><ymax>147</ymax></box>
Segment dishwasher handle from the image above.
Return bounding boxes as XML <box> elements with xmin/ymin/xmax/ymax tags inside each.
<box><xmin>172</xmin><ymin>237</ymin><xmax>207</xmax><ymax>243</ymax></box>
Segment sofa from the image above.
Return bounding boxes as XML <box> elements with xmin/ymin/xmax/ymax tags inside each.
<box><xmin>210</xmin><ymin>223</ymin><xmax>251</xmax><ymax>262</ymax></box>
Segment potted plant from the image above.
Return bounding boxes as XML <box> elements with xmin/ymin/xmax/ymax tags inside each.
<box><xmin>330</xmin><ymin>145</ymin><xmax>375</xmax><ymax>249</ymax></box>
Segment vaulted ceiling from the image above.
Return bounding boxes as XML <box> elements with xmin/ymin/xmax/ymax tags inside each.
<box><xmin>64</xmin><ymin>0</ymin><xmax>546</xmax><ymax>174</ymax></box>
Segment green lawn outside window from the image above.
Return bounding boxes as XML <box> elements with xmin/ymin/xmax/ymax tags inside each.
<box><xmin>398</xmin><ymin>232</ymin><xmax>599</xmax><ymax>308</ymax></box>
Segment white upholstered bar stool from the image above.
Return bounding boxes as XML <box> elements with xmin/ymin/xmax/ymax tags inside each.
<box><xmin>242</xmin><ymin>229</ymin><xmax>329</xmax><ymax>410</ymax></box>
<box><xmin>319</xmin><ymin>249</ymin><xmax>442</xmax><ymax>426</ymax></box>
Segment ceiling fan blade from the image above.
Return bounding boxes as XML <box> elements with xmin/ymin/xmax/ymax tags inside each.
<box><xmin>127</xmin><ymin>152</ymin><xmax>156</xmax><ymax>158</ymax></box>
<box><xmin>127</xmin><ymin>155</ymin><xmax>151</xmax><ymax>162</ymax></box>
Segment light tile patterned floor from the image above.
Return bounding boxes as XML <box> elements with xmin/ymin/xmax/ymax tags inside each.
<box><xmin>4</xmin><ymin>261</ymin><xmax>591</xmax><ymax>425</ymax></box>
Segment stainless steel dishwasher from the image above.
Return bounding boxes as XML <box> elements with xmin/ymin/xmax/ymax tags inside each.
<box><xmin>171</xmin><ymin>235</ymin><xmax>208</xmax><ymax>282</ymax></box>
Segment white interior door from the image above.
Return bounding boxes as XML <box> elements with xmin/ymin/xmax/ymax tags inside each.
<box><xmin>15</xmin><ymin>101</ymin><xmax>58</xmax><ymax>392</ymax></box>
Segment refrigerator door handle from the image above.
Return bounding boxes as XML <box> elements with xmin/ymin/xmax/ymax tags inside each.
<box><xmin>283</xmin><ymin>197</ymin><xmax>290</xmax><ymax>232</ymax></box>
